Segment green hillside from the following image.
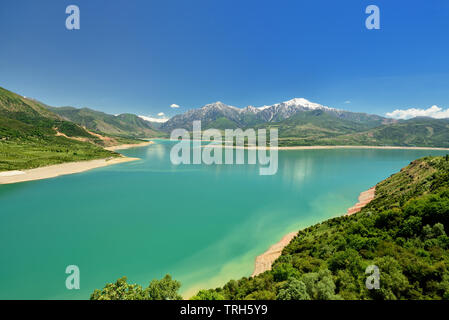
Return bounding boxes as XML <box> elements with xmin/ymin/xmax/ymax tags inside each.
<box><xmin>258</xmin><ymin>109</ymin><xmax>371</xmax><ymax>140</ymax></box>
<box><xmin>0</xmin><ymin>87</ymin><xmax>119</xmax><ymax>171</ymax></box>
<box><xmin>273</xmin><ymin>116</ymin><xmax>449</xmax><ymax>148</ymax></box>
<box><xmin>191</xmin><ymin>156</ymin><xmax>449</xmax><ymax>300</ymax></box>
<box><xmin>47</xmin><ymin>106</ymin><xmax>166</xmax><ymax>139</ymax></box>
<box><xmin>312</xmin><ymin>117</ymin><xmax>449</xmax><ymax>148</ymax></box>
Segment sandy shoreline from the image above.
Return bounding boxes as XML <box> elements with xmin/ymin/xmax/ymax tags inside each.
<box><xmin>0</xmin><ymin>157</ymin><xmax>140</xmax><ymax>185</ymax></box>
<box><xmin>251</xmin><ymin>186</ymin><xmax>377</xmax><ymax>277</ymax></box>
<box><xmin>346</xmin><ymin>187</ymin><xmax>376</xmax><ymax>216</ymax></box>
<box><xmin>105</xmin><ymin>140</ymin><xmax>154</xmax><ymax>151</ymax></box>
<box><xmin>0</xmin><ymin>141</ymin><xmax>154</xmax><ymax>185</ymax></box>
<box><xmin>275</xmin><ymin>145</ymin><xmax>449</xmax><ymax>151</ymax></box>
<box><xmin>165</xmin><ymin>139</ymin><xmax>449</xmax><ymax>151</ymax></box>
<box><xmin>207</xmin><ymin>144</ymin><xmax>449</xmax><ymax>151</ymax></box>
<box><xmin>252</xmin><ymin>231</ymin><xmax>298</xmax><ymax>277</ymax></box>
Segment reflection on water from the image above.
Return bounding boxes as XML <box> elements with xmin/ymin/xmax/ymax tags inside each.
<box><xmin>145</xmin><ymin>141</ymin><xmax>166</xmax><ymax>161</ymax></box>
<box><xmin>280</xmin><ymin>153</ymin><xmax>314</xmax><ymax>188</ymax></box>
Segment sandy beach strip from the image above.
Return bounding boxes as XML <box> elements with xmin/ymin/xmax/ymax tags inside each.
<box><xmin>252</xmin><ymin>231</ymin><xmax>298</xmax><ymax>277</ymax></box>
<box><xmin>0</xmin><ymin>141</ymin><xmax>154</xmax><ymax>185</ymax></box>
<box><xmin>276</xmin><ymin>145</ymin><xmax>449</xmax><ymax>151</ymax></box>
<box><xmin>105</xmin><ymin>140</ymin><xmax>154</xmax><ymax>151</ymax></box>
<box><xmin>251</xmin><ymin>186</ymin><xmax>377</xmax><ymax>277</ymax></box>
<box><xmin>346</xmin><ymin>187</ymin><xmax>376</xmax><ymax>216</ymax></box>
<box><xmin>207</xmin><ymin>144</ymin><xmax>449</xmax><ymax>151</ymax></box>
<box><xmin>0</xmin><ymin>157</ymin><xmax>139</xmax><ymax>185</ymax></box>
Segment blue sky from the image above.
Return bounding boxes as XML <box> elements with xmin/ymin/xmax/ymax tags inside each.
<box><xmin>0</xmin><ymin>0</ymin><xmax>448</xmax><ymax>119</ymax></box>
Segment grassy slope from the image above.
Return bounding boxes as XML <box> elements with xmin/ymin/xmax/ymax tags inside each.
<box><xmin>193</xmin><ymin>156</ymin><xmax>449</xmax><ymax>300</ymax></box>
<box><xmin>0</xmin><ymin>87</ymin><xmax>120</xmax><ymax>171</ymax></box>
<box><xmin>258</xmin><ymin>110</ymin><xmax>371</xmax><ymax>140</ymax></box>
<box><xmin>314</xmin><ymin>117</ymin><xmax>449</xmax><ymax>148</ymax></box>
<box><xmin>275</xmin><ymin>116</ymin><xmax>449</xmax><ymax>148</ymax></box>
<box><xmin>47</xmin><ymin>106</ymin><xmax>167</xmax><ymax>139</ymax></box>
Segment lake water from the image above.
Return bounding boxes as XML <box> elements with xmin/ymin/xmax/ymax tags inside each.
<box><xmin>0</xmin><ymin>140</ymin><xmax>447</xmax><ymax>299</ymax></box>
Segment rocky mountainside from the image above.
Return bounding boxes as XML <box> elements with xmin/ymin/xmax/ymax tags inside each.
<box><xmin>160</xmin><ymin>98</ymin><xmax>393</xmax><ymax>132</ymax></box>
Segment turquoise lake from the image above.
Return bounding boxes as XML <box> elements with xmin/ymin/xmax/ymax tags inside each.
<box><xmin>0</xmin><ymin>140</ymin><xmax>447</xmax><ymax>299</ymax></box>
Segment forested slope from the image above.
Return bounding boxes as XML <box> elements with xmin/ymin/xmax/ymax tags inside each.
<box><xmin>192</xmin><ymin>155</ymin><xmax>449</xmax><ymax>300</ymax></box>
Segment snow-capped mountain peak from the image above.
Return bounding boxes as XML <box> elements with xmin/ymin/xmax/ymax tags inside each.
<box><xmin>160</xmin><ymin>97</ymin><xmax>344</xmax><ymax>130</ymax></box>
<box><xmin>242</xmin><ymin>105</ymin><xmax>260</xmax><ymax>113</ymax></box>
<box><xmin>282</xmin><ymin>98</ymin><xmax>312</xmax><ymax>106</ymax></box>
<box><xmin>274</xmin><ymin>98</ymin><xmax>335</xmax><ymax>111</ymax></box>
<box><xmin>201</xmin><ymin>101</ymin><xmax>239</xmax><ymax>111</ymax></box>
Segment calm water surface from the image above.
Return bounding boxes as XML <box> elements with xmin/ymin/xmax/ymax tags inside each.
<box><xmin>0</xmin><ymin>140</ymin><xmax>447</xmax><ymax>299</ymax></box>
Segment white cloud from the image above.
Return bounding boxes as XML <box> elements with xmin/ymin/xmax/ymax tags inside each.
<box><xmin>386</xmin><ymin>105</ymin><xmax>449</xmax><ymax>120</ymax></box>
<box><xmin>344</xmin><ymin>100</ymin><xmax>351</xmax><ymax>104</ymax></box>
<box><xmin>157</xmin><ymin>112</ymin><xmax>165</xmax><ymax>116</ymax></box>
<box><xmin>170</xmin><ymin>104</ymin><xmax>180</xmax><ymax>109</ymax></box>
<box><xmin>139</xmin><ymin>115</ymin><xmax>169</xmax><ymax>123</ymax></box>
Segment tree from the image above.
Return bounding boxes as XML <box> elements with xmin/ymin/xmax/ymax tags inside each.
<box><xmin>272</xmin><ymin>263</ymin><xmax>299</xmax><ymax>281</ymax></box>
<box><xmin>191</xmin><ymin>290</ymin><xmax>225</xmax><ymax>300</ymax></box>
<box><xmin>423</xmin><ymin>224</ymin><xmax>433</xmax><ymax>239</ymax></box>
<box><xmin>432</xmin><ymin>223</ymin><xmax>446</xmax><ymax>237</ymax></box>
<box><xmin>90</xmin><ymin>277</ymin><xmax>146</xmax><ymax>300</ymax></box>
<box><xmin>147</xmin><ymin>274</ymin><xmax>183</xmax><ymax>300</ymax></box>
<box><xmin>90</xmin><ymin>274</ymin><xmax>182</xmax><ymax>300</ymax></box>
<box><xmin>277</xmin><ymin>277</ymin><xmax>310</xmax><ymax>300</ymax></box>
<box><xmin>399</xmin><ymin>216</ymin><xmax>422</xmax><ymax>238</ymax></box>
<box><xmin>301</xmin><ymin>269</ymin><xmax>341</xmax><ymax>300</ymax></box>
<box><xmin>245</xmin><ymin>290</ymin><xmax>276</xmax><ymax>300</ymax></box>
<box><xmin>328</xmin><ymin>248</ymin><xmax>363</xmax><ymax>276</ymax></box>
<box><xmin>437</xmin><ymin>274</ymin><xmax>449</xmax><ymax>300</ymax></box>
<box><xmin>368</xmin><ymin>256</ymin><xmax>409</xmax><ymax>300</ymax></box>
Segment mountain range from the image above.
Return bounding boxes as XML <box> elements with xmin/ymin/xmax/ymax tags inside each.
<box><xmin>47</xmin><ymin>106</ymin><xmax>165</xmax><ymax>139</ymax></box>
<box><xmin>159</xmin><ymin>98</ymin><xmax>449</xmax><ymax>148</ymax></box>
<box><xmin>160</xmin><ymin>98</ymin><xmax>394</xmax><ymax>131</ymax></box>
<box><xmin>0</xmin><ymin>86</ymin><xmax>127</xmax><ymax>171</ymax></box>
<box><xmin>1</xmin><ymin>85</ymin><xmax>449</xmax><ymax>172</ymax></box>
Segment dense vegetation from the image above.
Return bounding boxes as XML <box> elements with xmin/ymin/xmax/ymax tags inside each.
<box><xmin>0</xmin><ymin>87</ymin><xmax>121</xmax><ymax>171</ymax></box>
<box><xmin>191</xmin><ymin>156</ymin><xmax>449</xmax><ymax>300</ymax></box>
<box><xmin>91</xmin><ymin>156</ymin><xmax>449</xmax><ymax>300</ymax></box>
<box><xmin>90</xmin><ymin>275</ymin><xmax>183</xmax><ymax>300</ymax></box>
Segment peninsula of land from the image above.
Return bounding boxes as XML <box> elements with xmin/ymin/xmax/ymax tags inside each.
<box><xmin>0</xmin><ymin>141</ymin><xmax>154</xmax><ymax>185</ymax></box>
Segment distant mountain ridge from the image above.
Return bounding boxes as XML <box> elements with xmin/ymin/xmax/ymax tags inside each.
<box><xmin>160</xmin><ymin>98</ymin><xmax>394</xmax><ymax>132</ymax></box>
<box><xmin>159</xmin><ymin>98</ymin><xmax>449</xmax><ymax>148</ymax></box>
<box><xmin>316</xmin><ymin>117</ymin><xmax>449</xmax><ymax>148</ymax></box>
<box><xmin>47</xmin><ymin>106</ymin><xmax>166</xmax><ymax>139</ymax></box>
<box><xmin>0</xmin><ymin>86</ymin><xmax>120</xmax><ymax>171</ymax></box>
